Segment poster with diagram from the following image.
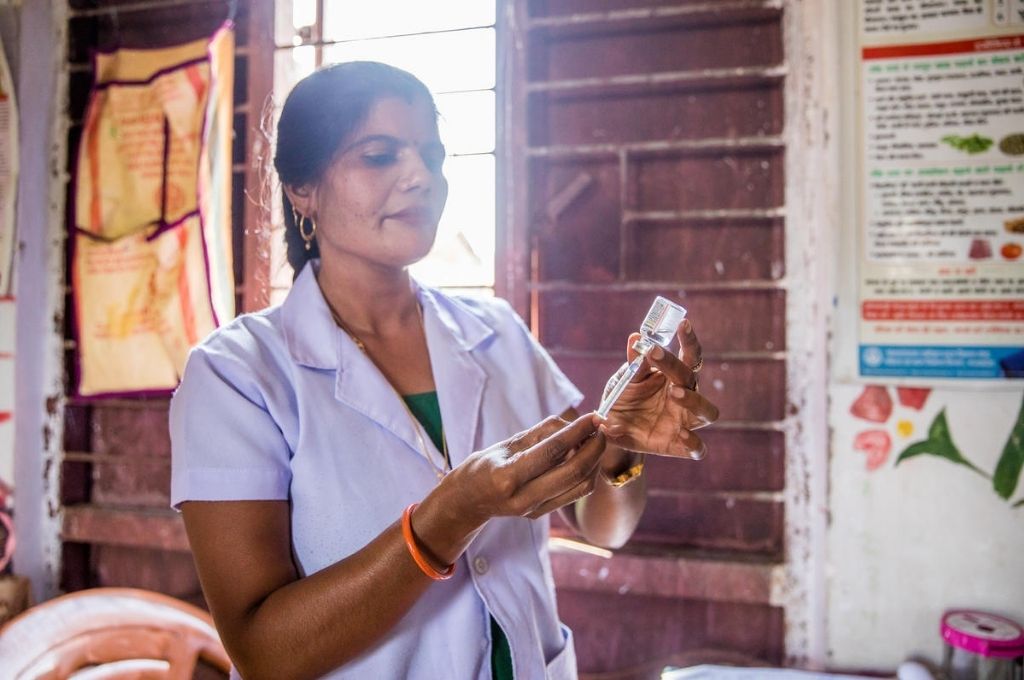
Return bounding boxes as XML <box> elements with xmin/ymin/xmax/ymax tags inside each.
<box><xmin>857</xmin><ymin>0</ymin><xmax>1024</xmax><ymax>382</ymax></box>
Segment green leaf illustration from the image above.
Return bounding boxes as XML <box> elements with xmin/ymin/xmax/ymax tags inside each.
<box><xmin>940</xmin><ymin>133</ymin><xmax>994</xmax><ymax>154</ymax></box>
<box><xmin>896</xmin><ymin>409</ymin><xmax>988</xmax><ymax>477</ymax></box>
<box><xmin>993</xmin><ymin>396</ymin><xmax>1024</xmax><ymax>500</ymax></box>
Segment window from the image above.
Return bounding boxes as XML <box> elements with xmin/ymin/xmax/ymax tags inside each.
<box><xmin>271</xmin><ymin>1</ymin><xmax>497</xmax><ymax>304</ymax></box>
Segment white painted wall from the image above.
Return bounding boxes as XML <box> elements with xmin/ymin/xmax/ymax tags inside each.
<box><xmin>827</xmin><ymin>385</ymin><xmax>1024</xmax><ymax>668</ymax></box>
<box><xmin>823</xmin><ymin>0</ymin><xmax>1024</xmax><ymax>670</ymax></box>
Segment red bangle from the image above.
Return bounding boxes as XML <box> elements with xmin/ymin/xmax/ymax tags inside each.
<box><xmin>401</xmin><ymin>503</ymin><xmax>455</xmax><ymax>581</ymax></box>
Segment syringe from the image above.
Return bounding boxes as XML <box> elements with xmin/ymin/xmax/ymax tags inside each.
<box><xmin>596</xmin><ymin>355</ymin><xmax>645</xmax><ymax>419</ymax></box>
<box><xmin>595</xmin><ymin>296</ymin><xmax>687</xmax><ymax>419</ymax></box>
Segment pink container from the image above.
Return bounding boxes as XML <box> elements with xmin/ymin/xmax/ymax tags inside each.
<box><xmin>941</xmin><ymin>610</ymin><xmax>1024</xmax><ymax>680</ymax></box>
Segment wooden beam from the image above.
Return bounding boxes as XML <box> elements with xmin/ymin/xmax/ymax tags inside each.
<box><xmin>241</xmin><ymin>0</ymin><xmax>275</xmax><ymax>312</ymax></box>
<box><xmin>62</xmin><ymin>505</ymin><xmax>190</xmax><ymax>553</ymax></box>
<box><xmin>550</xmin><ymin>548</ymin><xmax>783</xmax><ymax>606</ymax></box>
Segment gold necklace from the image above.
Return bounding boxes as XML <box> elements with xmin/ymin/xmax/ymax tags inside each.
<box><xmin>328</xmin><ymin>300</ymin><xmax>451</xmax><ymax>481</ymax></box>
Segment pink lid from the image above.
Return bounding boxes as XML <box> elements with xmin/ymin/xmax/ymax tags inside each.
<box><xmin>941</xmin><ymin>610</ymin><xmax>1024</xmax><ymax>658</ymax></box>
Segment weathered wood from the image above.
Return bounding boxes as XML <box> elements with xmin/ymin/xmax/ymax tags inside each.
<box><xmin>555</xmin><ymin>353</ymin><xmax>787</xmax><ymax>422</ymax></box>
<box><xmin>519</xmin><ymin>0</ymin><xmax>791</xmax><ymax>665</ymax></box>
<box><xmin>527</xmin><ymin>66</ymin><xmax>787</xmax><ymax>96</ymax></box>
<box><xmin>62</xmin><ymin>505</ymin><xmax>189</xmax><ymax>552</ymax></box>
<box><xmin>558</xmin><ymin>588</ymin><xmax>784</xmax><ymax>673</ymax></box>
<box><xmin>528</xmin><ymin>0</ymin><xmax>781</xmax><ymax>22</ymax></box>
<box><xmin>538</xmin><ymin>289</ymin><xmax>786</xmax><ymax>354</ymax></box>
<box><xmin>241</xmin><ymin>0</ymin><xmax>274</xmax><ymax>312</ymax></box>
<box><xmin>527</xmin><ymin>137</ymin><xmax>786</xmax><ymax>159</ymax></box>
<box><xmin>550</xmin><ymin>549</ymin><xmax>783</xmax><ymax>606</ymax></box>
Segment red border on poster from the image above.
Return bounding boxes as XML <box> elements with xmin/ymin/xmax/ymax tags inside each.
<box><xmin>862</xmin><ymin>34</ymin><xmax>1024</xmax><ymax>59</ymax></box>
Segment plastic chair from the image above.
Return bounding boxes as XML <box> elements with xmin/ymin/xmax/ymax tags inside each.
<box><xmin>0</xmin><ymin>587</ymin><xmax>230</xmax><ymax>679</ymax></box>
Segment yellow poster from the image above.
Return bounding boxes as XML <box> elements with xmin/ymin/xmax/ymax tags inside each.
<box><xmin>73</xmin><ymin>26</ymin><xmax>235</xmax><ymax>396</ymax></box>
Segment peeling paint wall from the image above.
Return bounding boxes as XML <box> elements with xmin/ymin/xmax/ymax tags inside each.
<box><xmin>11</xmin><ymin>0</ymin><xmax>68</xmax><ymax>603</ymax></box>
<box><xmin>780</xmin><ymin>0</ymin><xmax>839</xmax><ymax>667</ymax></box>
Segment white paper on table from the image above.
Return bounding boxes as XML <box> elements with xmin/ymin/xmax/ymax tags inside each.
<box><xmin>663</xmin><ymin>666</ymin><xmax>886</xmax><ymax>680</ymax></box>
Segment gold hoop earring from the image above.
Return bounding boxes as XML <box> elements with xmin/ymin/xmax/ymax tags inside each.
<box><xmin>292</xmin><ymin>206</ymin><xmax>316</xmax><ymax>251</ymax></box>
<box><xmin>301</xmin><ymin>217</ymin><xmax>317</xmax><ymax>251</ymax></box>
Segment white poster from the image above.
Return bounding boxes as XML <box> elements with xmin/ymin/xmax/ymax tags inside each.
<box><xmin>857</xmin><ymin>1</ymin><xmax>1024</xmax><ymax>382</ymax></box>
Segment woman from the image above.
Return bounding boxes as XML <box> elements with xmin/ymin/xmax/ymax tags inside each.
<box><xmin>171</xmin><ymin>61</ymin><xmax>718</xmax><ymax>680</ymax></box>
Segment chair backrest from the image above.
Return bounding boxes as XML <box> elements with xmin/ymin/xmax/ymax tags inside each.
<box><xmin>0</xmin><ymin>587</ymin><xmax>230</xmax><ymax>680</ymax></box>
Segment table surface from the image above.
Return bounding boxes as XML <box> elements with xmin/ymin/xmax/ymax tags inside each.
<box><xmin>664</xmin><ymin>666</ymin><xmax>892</xmax><ymax>680</ymax></box>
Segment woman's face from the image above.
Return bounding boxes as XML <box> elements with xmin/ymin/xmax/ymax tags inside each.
<box><xmin>306</xmin><ymin>95</ymin><xmax>448</xmax><ymax>271</ymax></box>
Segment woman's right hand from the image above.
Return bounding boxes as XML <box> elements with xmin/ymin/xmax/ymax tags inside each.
<box><xmin>462</xmin><ymin>413</ymin><xmax>607</xmax><ymax>521</ymax></box>
<box><xmin>183</xmin><ymin>415</ymin><xmax>603</xmax><ymax>679</ymax></box>
<box><xmin>412</xmin><ymin>414</ymin><xmax>605</xmax><ymax>565</ymax></box>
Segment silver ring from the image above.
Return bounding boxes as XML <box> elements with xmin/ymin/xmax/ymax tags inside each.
<box><xmin>691</xmin><ymin>357</ymin><xmax>704</xmax><ymax>374</ymax></box>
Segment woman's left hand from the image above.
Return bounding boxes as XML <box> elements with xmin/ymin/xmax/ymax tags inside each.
<box><xmin>600</xmin><ymin>319</ymin><xmax>719</xmax><ymax>459</ymax></box>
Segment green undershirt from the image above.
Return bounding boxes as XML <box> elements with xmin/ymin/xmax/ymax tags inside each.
<box><xmin>402</xmin><ymin>392</ymin><xmax>514</xmax><ymax>680</ymax></box>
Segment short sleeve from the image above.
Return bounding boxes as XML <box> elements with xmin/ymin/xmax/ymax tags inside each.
<box><xmin>500</xmin><ymin>300</ymin><xmax>585</xmax><ymax>417</ymax></box>
<box><xmin>169</xmin><ymin>346</ymin><xmax>292</xmax><ymax>509</ymax></box>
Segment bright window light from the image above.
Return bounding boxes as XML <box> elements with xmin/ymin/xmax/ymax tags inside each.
<box><xmin>271</xmin><ymin>1</ymin><xmax>497</xmax><ymax>303</ymax></box>
<box><xmin>323</xmin><ymin>0</ymin><xmax>495</xmax><ymax>42</ymax></box>
<box><xmin>322</xmin><ymin>28</ymin><xmax>495</xmax><ymax>94</ymax></box>
<box><xmin>436</xmin><ymin>90</ymin><xmax>495</xmax><ymax>155</ymax></box>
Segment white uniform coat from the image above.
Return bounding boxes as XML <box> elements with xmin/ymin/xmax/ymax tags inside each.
<box><xmin>170</xmin><ymin>262</ymin><xmax>584</xmax><ymax>679</ymax></box>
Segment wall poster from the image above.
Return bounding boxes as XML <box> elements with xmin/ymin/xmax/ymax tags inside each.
<box><xmin>857</xmin><ymin>0</ymin><xmax>1024</xmax><ymax>382</ymax></box>
<box><xmin>72</xmin><ymin>25</ymin><xmax>235</xmax><ymax>397</ymax></box>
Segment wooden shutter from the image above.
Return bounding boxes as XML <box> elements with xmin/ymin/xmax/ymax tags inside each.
<box><xmin>501</xmin><ymin>0</ymin><xmax>788</xmax><ymax>672</ymax></box>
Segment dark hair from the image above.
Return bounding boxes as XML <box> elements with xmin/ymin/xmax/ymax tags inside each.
<box><xmin>273</xmin><ymin>61</ymin><xmax>436</xmax><ymax>277</ymax></box>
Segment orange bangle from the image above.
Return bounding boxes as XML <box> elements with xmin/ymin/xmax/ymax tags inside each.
<box><xmin>401</xmin><ymin>503</ymin><xmax>455</xmax><ymax>581</ymax></box>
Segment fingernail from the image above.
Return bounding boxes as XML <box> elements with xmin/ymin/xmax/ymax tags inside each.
<box><xmin>671</xmin><ymin>385</ymin><xmax>686</xmax><ymax>398</ymax></box>
<box><xmin>651</xmin><ymin>345</ymin><xmax>664</xmax><ymax>360</ymax></box>
<box><xmin>683</xmin><ymin>319</ymin><xmax>692</xmax><ymax>333</ymax></box>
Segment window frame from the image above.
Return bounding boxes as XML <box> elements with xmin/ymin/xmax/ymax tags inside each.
<box><xmin>246</xmin><ymin>0</ymin><xmax>502</xmax><ymax>309</ymax></box>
